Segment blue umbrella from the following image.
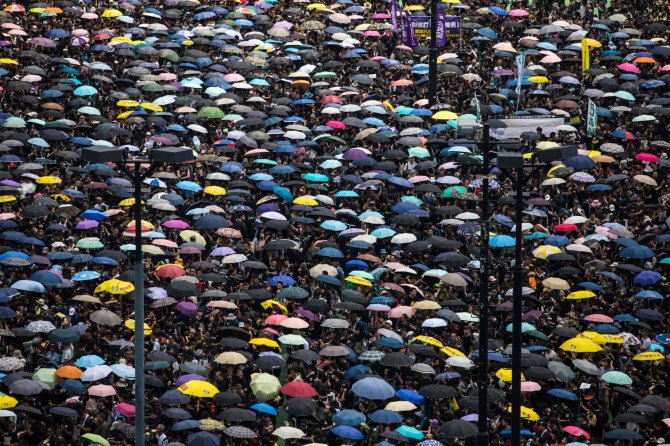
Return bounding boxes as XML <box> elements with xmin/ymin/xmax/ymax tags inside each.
<box><xmin>396</xmin><ymin>425</ymin><xmax>424</xmax><ymax>440</ymax></box>
<box><xmin>489</xmin><ymin>5</ymin><xmax>507</xmax><ymax>15</ymax></box>
<box><xmin>344</xmin><ymin>364</ymin><xmax>370</xmax><ymax>380</ymax></box>
<box><xmin>303</xmin><ymin>173</ymin><xmax>329</xmax><ymax>182</ymax></box>
<box><xmin>321</xmin><ymin>220</ymin><xmax>348</xmax><ymax>231</ymax></box>
<box><xmin>545</xmin><ymin>235</ymin><xmax>570</xmax><ymax>247</ymax></box>
<box><xmin>345</xmin><ymin>260</ymin><xmax>368</xmax><ymax>270</ymax></box>
<box><xmin>377</xmin><ymin>337</ymin><xmax>404</xmax><ymax>349</ymax></box>
<box><xmin>499</xmin><ymin>429</ymin><xmax>533</xmax><ymax>437</ymax></box>
<box><xmin>75</xmin><ymin>355</ymin><xmax>105</xmax><ymax>368</ymax></box>
<box><xmin>388</xmin><ymin>176</ymin><xmax>414</xmax><ymax>188</ymax></box>
<box><xmin>369</xmin><ymin>409</ymin><xmax>403</xmax><ymax>424</ymax></box>
<box><xmin>80</xmin><ymin>209</ymin><xmax>107</xmax><ymax>221</ymax></box>
<box><xmin>11</xmin><ymin>280</ymin><xmax>46</xmax><ymax>293</ymax></box>
<box><xmin>351</xmin><ymin>377</ymin><xmax>395</xmax><ymax>400</ymax></box>
<box><xmin>272</xmin><ymin>186</ymin><xmax>293</xmax><ymax>202</ymax></box>
<box><xmin>0</xmin><ymin>251</ymin><xmax>29</xmax><ymax>261</ymax></box>
<box><xmin>173</xmin><ymin>420</ymin><xmax>202</xmax><ymax>431</ymax></box>
<box><xmin>73</xmin><ymin>85</ymin><xmax>98</xmax><ymax>96</ymax></box>
<box><xmin>60</xmin><ymin>379</ymin><xmax>86</xmax><ymax>394</ymax></box>
<box><xmin>0</xmin><ymin>307</ymin><xmax>17</xmax><ymax>318</ymax></box>
<box><xmin>72</xmin><ymin>271</ymin><xmax>101</xmax><ymax>281</ymax></box>
<box><xmin>613</xmin><ymin>314</ymin><xmax>637</xmax><ymax>322</ymax></box>
<box><xmin>331</xmin><ymin>425</ymin><xmax>364</xmax><ymax>440</ymax></box>
<box><xmin>316</xmin><ymin>275</ymin><xmax>341</xmax><ymax>286</ymax></box>
<box><xmin>563</xmin><ymin>155</ymin><xmax>596</xmax><ymax>170</ymax></box>
<box><xmin>194</xmin><ymin>215</ymin><xmax>229</xmax><ymax>230</ymax></box>
<box><xmin>591</xmin><ymin>324</ymin><xmax>619</xmax><ymax>334</ymax></box>
<box><xmin>635</xmin><ymin>290</ymin><xmax>663</xmax><ymax>299</ymax></box>
<box><xmin>158</xmin><ymin>389</ymin><xmax>190</xmax><ymax>406</ymax></box>
<box><xmin>91</xmin><ymin>257</ymin><xmax>118</xmax><ymax>266</ymax></box>
<box><xmin>188</xmin><ymin>431</ymin><xmax>220</xmax><ymax>446</ymax></box>
<box><xmin>29</xmin><ymin>271</ymin><xmax>63</xmax><ymax>285</ymax></box>
<box><xmin>634</xmin><ymin>271</ymin><xmax>662</xmax><ymax>285</ymax></box>
<box><xmin>577</xmin><ymin>281</ymin><xmax>603</xmax><ymax>291</ymax></box>
<box><xmin>176</xmin><ymin>181</ymin><xmax>203</xmax><ymax>192</ymax></box>
<box><xmin>396</xmin><ymin>389</ymin><xmax>426</xmax><ymax>405</ymax></box>
<box><xmin>333</xmin><ymin>409</ymin><xmax>366</xmax><ymax>426</ymax></box>
<box><xmin>250</xmin><ymin>403</ymin><xmax>278</xmax><ymax>416</ymax></box>
<box><xmin>316</xmin><ymin>247</ymin><xmax>344</xmax><ymax>258</ymax></box>
<box><xmin>471</xmin><ymin>350</ymin><xmax>507</xmax><ymax>363</ymax></box>
<box><xmin>267</xmin><ymin>275</ymin><xmax>296</xmax><ymax>287</ymax></box>
<box><xmin>621</xmin><ymin>245</ymin><xmax>655</xmax><ymax>259</ymax></box>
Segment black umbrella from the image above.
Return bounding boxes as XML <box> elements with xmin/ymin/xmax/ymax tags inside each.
<box><xmin>285</xmin><ymin>397</ymin><xmax>317</xmax><ymax>417</ymax></box>
<box><xmin>524</xmin><ymin>367</ymin><xmax>555</xmax><ymax>380</ymax></box>
<box><xmin>214</xmin><ymin>392</ymin><xmax>243</xmax><ymax>406</ymax></box>
<box><xmin>167</xmin><ymin>281</ymin><xmax>199</xmax><ymax>297</ymax></box>
<box><xmin>289</xmin><ymin>349</ymin><xmax>320</xmax><ymax>362</ymax></box>
<box><xmin>420</xmin><ymin>384</ymin><xmax>458</xmax><ymax>399</ymax></box>
<box><xmin>603</xmin><ymin>429</ymin><xmax>644</xmax><ymax>441</ymax></box>
<box><xmin>50</xmin><ymin>406</ymin><xmax>78</xmax><ymax>417</ymax></box>
<box><xmin>253</xmin><ymin>356</ymin><xmax>286</xmax><ymax>370</ymax></box>
<box><xmin>220</xmin><ymin>338</ymin><xmax>249</xmax><ymax>349</ymax></box>
<box><xmin>22</xmin><ymin>204</ymin><xmax>50</xmax><ymax>218</ymax></box>
<box><xmin>438</xmin><ymin>420</ymin><xmax>478</xmax><ymax>438</ymax></box>
<box><xmin>218</xmin><ymin>408</ymin><xmax>256</xmax><ymax>423</ymax></box>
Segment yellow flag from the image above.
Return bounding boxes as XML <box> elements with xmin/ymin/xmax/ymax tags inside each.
<box><xmin>383</xmin><ymin>100</ymin><xmax>395</xmax><ymax>111</ymax></box>
<box><xmin>581</xmin><ymin>39</ymin><xmax>590</xmax><ymax>73</ymax></box>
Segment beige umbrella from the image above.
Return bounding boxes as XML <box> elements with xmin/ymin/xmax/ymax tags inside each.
<box><xmin>542</xmin><ymin>277</ymin><xmax>570</xmax><ymax>290</ymax></box>
<box><xmin>72</xmin><ymin>294</ymin><xmax>101</xmax><ymax>304</ymax></box>
<box><xmin>440</xmin><ymin>273</ymin><xmax>467</xmax><ymax>287</ymax></box>
<box><xmin>309</xmin><ymin>263</ymin><xmax>337</xmax><ymax>278</ymax></box>
<box><xmin>214</xmin><ymin>352</ymin><xmax>248</xmax><ymax>365</ymax></box>
<box><xmin>412</xmin><ymin>300</ymin><xmax>441</xmax><ymax>310</ymax></box>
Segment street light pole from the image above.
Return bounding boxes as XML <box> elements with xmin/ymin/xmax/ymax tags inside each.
<box><xmin>477</xmin><ymin>124</ymin><xmax>491</xmax><ymax>446</ymax></box>
<box><xmin>428</xmin><ymin>0</ymin><xmax>438</xmax><ymax>106</ymax></box>
<box><xmin>82</xmin><ymin>146</ymin><xmax>194</xmax><ymax>446</ymax></box>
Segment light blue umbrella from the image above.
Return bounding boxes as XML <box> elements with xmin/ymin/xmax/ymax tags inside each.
<box><xmin>335</xmin><ymin>191</ymin><xmax>359</xmax><ymax>198</ymax></box>
<box><xmin>27</xmin><ymin>137</ymin><xmax>50</xmax><ymax>148</ymax></box>
<box><xmin>333</xmin><ymin>409</ymin><xmax>365</xmax><ymax>426</ymax></box>
<box><xmin>489</xmin><ymin>235</ymin><xmax>516</xmax><ymax>248</ymax></box>
<box><xmin>303</xmin><ymin>173</ymin><xmax>329</xmax><ymax>182</ymax></box>
<box><xmin>351</xmin><ymin>377</ymin><xmax>395</xmax><ymax>400</ymax></box>
<box><xmin>176</xmin><ymin>181</ymin><xmax>203</xmax><ymax>192</ymax></box>
<box><xmin>10</xmin><ymin>280</ymin><xmax>46</xmax><ymax>293</ymax></box>
<box><xmin>73</xmin><ymin>85</ymin><xmax>98</xmax><ymax>96</ymax></box>
<box><xmin>249</xmin><ymin>173</ymin><xmax>273</xmax><ymax>181</ymax></box>
<box><xmin>272</xmin><ymin>186</ymin><xmax>293</xmax><ymax>202</ymax></box>
<box><xmin>320</xmin><ymin>159</ymin><xmax>342</xmax><ymax>169</ymax></box>
<box><xmin>75</xmin><ymin>354</ymin><xmax>106</xmax><ymax>368</ymax></box>
<box><xmin>371</xmin><ymin>227</ymin><xmax>396</xmax><ymax>238</ymax></box>
<box><xmin>396</xmin><ymin>425</ymin><xmax>424</xmax><ymax>440</ymax></box>
<box><xmin>72</xmin><ymin>271</ymin><xmax>101</xmax><ymax>281</ymax></box>
<box><xmin>321</xmin><ymin>220</ymin><xmax>347</xmax><ymax>231</ymax></box>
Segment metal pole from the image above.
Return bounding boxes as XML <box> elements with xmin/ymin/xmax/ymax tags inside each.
<box><xmin>511</xmin><ymin>166</ymin><xmax>524</xmax><ymax>446</ymax></box>
<box><xmin>477</xmin><ymin>124</ymin><xmax>490</xmax><ymax>446</ymax></box>
<box><xmin>428</xmin><ymin>0</ymin><xmax>438</xmax><ymax>106</ymax></box>
<box><xmin>133</xmin><ymin>163</ymin><xmax>145</xmax><ymax>446</ymax></box>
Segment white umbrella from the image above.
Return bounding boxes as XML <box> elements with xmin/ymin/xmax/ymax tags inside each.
<box><xmin>273</xmin><ymin>427</ymin><xmax>305</xmax><ymax>440</ymax></box>
<box><xmin>422</xmin><ymin>318</ymin><xmax>448</xmax><ymax>328</ymax></box>
<box><xmin>564</xmin><ymin>216</ymin><xmax>587</xmax><ymax>224</ymax></box>
<box><xmin>446</xmin><ymin>357</ymin><xmax>475</xmax><ymax>368</ymax></box>
<box><xmin>391</xmin><ymin>233</ymin><xmax>417</xmax><ymax>244</ymax></box>
<box><xmin>80</xmin><ymin>365</ymin><xmax>113</xmax><ymax>382</ymax></box>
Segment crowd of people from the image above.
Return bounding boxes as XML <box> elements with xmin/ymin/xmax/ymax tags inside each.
<box><xmin>0</xmin><ymin>0</ymin><xmax>669</xmax><ymax>444</ymax></box>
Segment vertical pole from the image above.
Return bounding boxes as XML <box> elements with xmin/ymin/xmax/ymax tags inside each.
<box><xmin>134</xmin><ymin>163</ymin><xmax>145</xmax><ymax>446</ymax></box>
<box><xmin>477</xmin><ymin>124</ymin><xmax>491</xmax><ymax>446</ymax></box>
<box><xmin>428</xmin><ymin>0</ymin><xmax>438</xmax><ymax>106</ymax></box>
<box><xmin>511</xmin><ymin>166</ymin><xmax>524</xmax><ymax>446</ymax></box>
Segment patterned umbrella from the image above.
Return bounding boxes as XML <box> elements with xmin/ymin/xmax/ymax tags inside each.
<box><xmin>26</xmin><ymin>321</ymin><xmax>56</xmax><ymax>333</ymax></box>
<box><xmin>223</xmin><ymin>426</ymin><xmax>257</xmax><ymax>438</ymax></box>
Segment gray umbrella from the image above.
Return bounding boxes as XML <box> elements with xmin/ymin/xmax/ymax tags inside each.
<box><xmin>10</xmin><ymin>379</ymin><xmax>48</xmax><ymax>395</ymax></box>
<box><xmin>224</xmin><ymin>426</ymin><xmax>257</xmax><ymax>439</ymax></box>
<box><xmin>572</xmin><ymin>359</ymin><xmax>600</xmax><ymax>375</ymax></box>
<box><xmin>548</xmin><ymin>361</ymin><xmax>577</xmax><ymax>381</ymax></box>
<box><xmin>89</xmin><ymin>309</ymin><xmax>122</xmax><ymax>326</ymax></box>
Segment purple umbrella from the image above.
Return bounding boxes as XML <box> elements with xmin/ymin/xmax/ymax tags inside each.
<box><xmin>0</xmin><ymin>180</ymin><xmax>21</xmax><ymax>187</ymax></box>
<box><xmin>209</xmin><ymin>247</ymin><xmax>235</xmax><ymax>257</ymax></box>
<box><xmin>296</xmin><ymin>308</ymin><xmax>319</xmax><ymax>322</ymax></box>
<box><xmin>76</xmin><ymin>220</ymin><xmax>99</xmax><ymax>230</ymax></box>
<box><xmin>30</xmin><ymin>37</ymin><xmax>57</xmax><ymax>47</ymax></box>
<box><xmin>176</xmin><ymin>301</ymin><xmax>199</xmax><ymax>316</ymax></box>
<box><xmin>175</xmin><ymin>373</ymin><xmax>206</xmax><ymax>387</ymax></box>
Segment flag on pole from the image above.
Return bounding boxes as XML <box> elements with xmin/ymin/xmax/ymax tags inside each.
<box><xmin>391</xmin><ymin>0</ymin><xmax>398</xmax><ymax>32</ymax></box>
<box><xmin>586</xmin><ymin>99</ymin><xmax>598</xmax><ymax>136</ymax></box>
<box><xmin>475</xmin><ymin>96</ymin><xmax>482</xmax><ymax>123</ymax></box>
<box><xmin>581</xmin><ymin>39</ymin><xmax>590</xmax><ymax>73</ymax></box>
<box><xmin>515</xmin><ymin>51</ymin><xmax>525</xmax><ymax>96</ymax></box>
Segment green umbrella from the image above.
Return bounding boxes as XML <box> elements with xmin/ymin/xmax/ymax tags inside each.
<box><xmin>78</xmin><ymin>106</ymin><xmax>101</xmax><ymax>116</ymax></box>
<box><xmin>222</xmin><ymin>113</ymin><xmax>243</xmax><ymax>121</ymax></box>
<box><xmin>442</xmin><ymin>186</ymin><xmax>467</xmax><ymax>198</ymax></box>
<box><xmin>81</xmin><ymin>433</ymin><xmax>110</xmax><ymax>446</ymax></box>
<box><xmin>142</xmin><ymin>82</ymin><xmax>164</xmax><ymax>92</ymax></box>
<box><xmin>408</xmin><ymin>147</ymin><xmax>431</xmax><ymax>158</ymax></box>
<box><xmin>250</xmin><ymin>373</ymin><xmax>281</xmax><ymax>401</ymax></box>
<box><xmin>602</xmin><ymin>370</ymin><xmax>632</xmax><ymax>385</ymax></box>
<box><xmin>157</xmin><ymin>49</ymin><xmax>180</xmax><ymax>62</ymax></box>
<box><xmin>313</xmin><ymin>71</ymin><xmax>337</xmax><ymax>79</ymax></box>
<box><xmin>254</xmin><ymin>159</ymin><xmax>278</xmax><ymax>166</ymax></box>
<box><xmin>527</xmin><ymin>330</ymin><xmax>549</xmax><ymax>340</ymax></box>
<box><xmin>349</xmin><ymin>270</ymin><xmax>375</xmax><ymax>280</ymax></box>
<box><xmin>248</xmin><ymin>131</ymin><xmax>269</xmax><ymax>141</ymax></box>
<box><xmin>32</xmin><ymin>368</ymin><xmax>57</xmax><ymax>389</ymax></box>
<box><xmin>278</xmin><ymin>334</ymin><xmax>307</xmax><ymax>345</ymax></box>
<box><xmin>613</xmin><ymin>90</ymin><xmax>635</xmax><ymax>101</ymax></box>
<box><xmin>198</xmin><ymin>107</ymin><xmax>225</xmax><ymax>119</ymax></box>
<box><xmin>76</xmin><ymin>238</ymin><xmax>104</xmax><ymax>249</ymax></box>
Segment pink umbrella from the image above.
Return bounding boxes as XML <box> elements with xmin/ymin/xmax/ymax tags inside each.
<box><xmin>371</xmin><ymin>13</ymin><xmax>390</xmax><ymax>19</ymax></box>
<box><xmin>260</xmin><ymin>327</ymin><xmax>280</xmax><ymax>336</ymax></box>
<box><xmin>635</xmin><ymin>153</ymin><xmax>659</xmax><ymax>163</ymax></box>
<box><xmin>88</xmin><ymin>384</ymin><xmax>117</xmax><ymax>397</ymax></box>
<box><xmin>584</xmin><ymin>314</ymin><xmax>614</xmax><ymax>323</ymax></box>
<box><xmin>115</xmin><ymin>402</ymin><xmax>135</xmax><ymax>417</ymax></box>
<box><xmin>562</xmin><ymin>426</ymin><xmax>591</xmax><ymax>440</ymax></box>
<box><xmin>540</xmin><ymin>55</ymin><xmax>562</xmax><ymax>64</ymax></box>
<box><xmin>224</xmin><ymin>73</ymin><xmax>245</xmax><ymax>82</ymax></box>
<box><xmin>245</xmin><ymin>148</ymin><xmax>269</xmax><ymax>156</ymax></box>
<box><xmin>388</xmin><ymin>305</ymin><xmax>416</xmax><ymax>319</ymax></box>
<box><xmin>662</xmin><ymin>64</ymin><xmax>670</xmax><ymax>72</ymax></box>
<box><xmin>508</xmin><ymin>9</ymin><xmax>529</xmax><ymax>16</ymax></box>
<box><xmin>408</xmin><ymin>175</ymin><xmax>430</xmax><ymax>183</ymax></box>
<box><xmin>520</xmin><ymin>381</ymin><xmax>541</xmax><ymax>392</ymax></box>
<box><xmin>162</xmin><ymin>219</ymin><xmax>190</xmax><ymax>229</ymax></box>
<box><xmin>618</xmin><ymin>62</ymin><xmax>640</xmax><ymax>73</ymax></box>
<box><xmin>326</xmin><ymin>120</ymin><xmax>346</xmax><ymax>130</ymax></box>
<box><xmin>265</xmin><ymin>314</ymin><xmax>287</xmax><ymax>325</ymax></box>
<box><xmin>363</xmin><ymin>31</ymin><xmax>381</xmax><ymax>37</ymax></box>
<box><xmin>280</xmin><ymin>317</ymin><xmax>310</xmax><ymax>330</ymax></box>
<box><xmin>152</xmin><ymin>239</ymin><xmax>178</xmax><ymax>248</ymax></box>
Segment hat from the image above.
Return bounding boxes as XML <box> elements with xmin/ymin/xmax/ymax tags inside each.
<box><xmin>544</xmin><ymin>194</ymin><xmax>551</xmax><ymax>201</ymax></box>
<box><xmin>12</xmin><ymin>350</ymin><xmax>23</xmax><ymax>359</ymax></box>
<box><xmin>488</xmin><ymin>276</ymin><xmax>496</xmax><ymax>282</ymax></box>
<box><xmin>591</xmin><ymin>199</ymin><xmax>601</xmax><ymax>207</ymax></box>
<box><xmin>609</xmin><ymin>204</ymin><xmax>615</xmax><ymax>211</ymax></box>
<box><xmin>68</xmin><ymin>307</ymin><xmax>76</xmax><ymax>316</ymax></box>
<box><xmin>37</xmin><ymin>298</ymin><xmax>45</xmax><ymax>305</ymax></box>
<box><xmin>384</xmin><ymin>320</ymin><xmax>392</xmax><ymax>325</ymax></box>
<box><xmin>238</xmin><ymin>322</ymin><xmax>245</xmax><ymax>328</ymax></box>
<box><xmin>115</xmin><ymin>379</ymin><xmax>128</xmax><ymax>388</ymax></box>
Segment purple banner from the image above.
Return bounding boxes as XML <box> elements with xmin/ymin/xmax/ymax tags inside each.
<box><xmin>401</xmin><ymin>12</ymin><xmax>416</xmax><ymax>47</ymax></box>
<box><xmin>391</xmin><ymin>0</ymin><xmax>398</xmax><ymax>32</ymax></box>
<box><xmin>402</xmin><ymin>13</ymin><xmax>461</xmax><ymax>48</ymax></box>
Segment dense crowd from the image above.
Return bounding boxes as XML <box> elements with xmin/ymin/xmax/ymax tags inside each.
<box><xmin>0</xmin><ymin>0</ymin><xmax>670</xmax><ymax>445</ymax></box>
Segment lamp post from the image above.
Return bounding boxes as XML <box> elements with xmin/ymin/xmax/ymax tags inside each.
<box><xmin>495</xmin><ymin>145</ymin><xmax>577</xmax><ymax>446</ymax></box>
<box><xmin>82</xmin><ymin>146</ymin><xmax>194</xmax><ymax>446</ymax></box>
<box><xmin>428</xmin><ymin>0</ymin><xmax>438</xmax><ymax>106</ymax></box>
<box><xmin>476</xmin><ymin>124</ymin><xmax>490</xmax><ymax>446</ymax></box>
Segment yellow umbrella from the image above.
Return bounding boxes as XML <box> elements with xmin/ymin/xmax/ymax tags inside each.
<box><xmin>203</xmin><ymin>186</ymin><xmax>227</xmax><ymax>196</ymax></box>
<box><xmin>496</xmin><ymin>369</ymin><xmax>525</xmax><ymax>382</ymax></box>
<box><xmin>306</xmin><ymin>3</ymin><xmax>326</xmax><ymax>9</ymax></box>
<box><xmin>51</xmin><ymin>193</ymin><xmax>70</xmax><ymax>202</ymax></box>
<box><xmin>249</xmin><ymin>338</ymin><xmax>280</xmax><ymax>348</ymax></box>
<box><xmin>0</xmin><ymin>395</ymin><xmax>18</xmax><ymax>409</ymax></box>
<box><xmin>537</xmin><ymin>141</ymin><xmax>559</xmax><ymax>150</ymax></box>
<box><xmin>578</xmin><ymin>331</ymin><xmax>606</xmax><ymax>345</ymax></box>
<box><xmin>117</xmin><ymin>111</ymin><xmax>133</xmax><ymax>119</ymax></box>
<box><xmin>385</xmin><ymin>401</ymin><xmax>417</xmax><ymax>411</ymax></box>
<box><xmin>126</xmin><ymin>219</ymin><xmax>155</xmax><ymax>230</ymax></box>
<box><xmin>567</xmin><ymin>290</ymin><xmax>596</xmax><ymax>300</ymax></box>
<box><xmin>542</xmin><ymin>277</ymin><xmax>570</xmax><ymax>290</ymax></box>
<box><xmin>140</xmin><ymin>102</ymin><xmax>162</xmax><ymax>112</ymax></box>
<box><xmin>118</xmin><ymin>198</ymin><xmax>144</xmax><ymax>207</ymax></box>
<box><xmin>633</xmin><ymin>351</ymin><xmax>665</xmax><ymax>361</ymax></box>
<box><xmin>0</xmin><ymin>196</ymin><xmax>17</xmax><ymax>203</ymax></box>
<box><xmin>0</xmin><ymin>58</ymin><xmax>19</xmax><ymax>65</ymax></box>
<box><xmin>440</xmin><ymin>346</ymin><xmax>466</xmax><ymax>357</ymax></box>
<box><xmin>260</xmin><ymin>299</ymin><xmax>288</xmax><ymax>315</ymax></box>
<box><xmin>528</xmin><ymin>76</ymin><xmax>549</xmax><ymax>83</ymax></box>
<box><xmin>214</xmin><ymin>352</ymin><xmax>247</xmax><ymax>365</ymax></box>
<box><xmin>95</xmin><ymin>279</ymin><xmax>135</xmax><ymax>295</ymax></box>
<box><xmin>403</xmin><ymin>5</ymin><xmax>424</xmax><ymax>10</ymax></box>
<box><xmin>601</xmin><ymin>334</ymin><xmax>624</xmax><ymax>344</ymax></box>
<box><xmin>413</xmin><ymin>335</ymin><xmax>443</xmax><ymax>348</ymax></box>
<box><xmin>36</xmin><ymin>175</ymin><xmax>62</xmax><ymax>185</ymax></box>
<box><xmin>432</xmin><ymin>110</ymin><xmax>459</xmax><ymax>120</ymax></box>
<box><xmin>179</xmin><ymin>230</ymin><xmax>206</xmax><ymax>246</ymax></box>
<box><xmin>110</xmin><ymin>36</ymin><xmax>132</xmax><ymax>44</ymax></box>
<box><xmin>293</xmin><ymin>196</ymin><xmax>319</xmax><ymax>206</ymax></box>
<box><xmin>124</xmin><ymin>319</ymin><xmax>152</xmax><ymax>335</ymax></box>
<box><xmin>412</xmin><ymin>300</ymin><xmax>441</xmax><ymax>310</ymax></box>
<box><xmin>178</xmin><ymin>381</ymin><xmax>220</xmax><ymax>397</ymax></box>
<box><xmin>559</xmin><ymin>338</ymin><xmax>602</xmax><ymax>353</ymax></box>
<box><xmin>583</xmin><ymin>38</ymin><xmax>602</xmax><ymax>48</ymax></box>
<box><xmin>532</xmin><ymin>245</ymin><xmax>561</xmax><ymax>259</ymax></box>
<box><xmin>508</xmin><ymin>406</ymin><xmax>540</xmax><ymax>421</ymax></box>
<box><xmin>101</xmin><ymin>8</ymin><xmax>122</xmax><ymax>17</ymax></box>
<box><xmin>345</xmin><ymin>276</ymin><xmax>372</xmax><ymax>287</ymax></box>
<box><xmin>546</xmin><ymin>163</ymin><xmax>566</xmax><ymax>178</ymax></box>
<box><xmin>117</xmin><ymin>100</ymin><xmax>139</xmax><ymax>107</ymax></box>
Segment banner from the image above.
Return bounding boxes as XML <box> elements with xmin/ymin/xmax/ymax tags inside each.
<box><xmin>391</xmin><ymin>0</ymin><xmax>398</xmax><ymax>32</ymax></box>
<box><xmin>475</xmin><ymin>96</ymin><xmax>482</xmax><ymax>123</ymax></box>
<box><xmin>581</xmin><ymin>39</ymin><xmax>590</xmax><ymax>73</ymax></box>
<box><xmin>515</xmin><ymin>51</ymin><xmax>525</xmax><ymax>97</ymax></box>
<box><xmin>401</xmin><ymin>13</ymin><xmax>461</xmax><ymax>47</ymax></box>
<box><xmin>587</xmin><ymin>99</ymin><xmax>597</xmax><ymax>136</ymax></box>
<box><xmin>495</xmin><ymin>116</ymin><xmax>566</xmax><ymax>139</ymax></box>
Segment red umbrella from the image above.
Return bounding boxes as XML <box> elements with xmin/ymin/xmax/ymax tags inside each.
<box><xmin>326</xmin><ymin>120</ymin><xmax>346</xmax><ymax>130</ymax></box>
<box><xmin>280</xmin><ymin>381</ymin><xmax>318</xmax><ymax>398</ymax></box>
<box><xmin>554</xmin><ymin>224</ymin><xmax>578</xmax><ymax>232</ymax></box>
<box><xmin>155</xmin><ymin>264</ymin><xmax>185</xmax><ymax>278</ymax></box>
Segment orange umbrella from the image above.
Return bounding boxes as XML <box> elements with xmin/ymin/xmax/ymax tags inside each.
<box><xmin>56</xmin><ymin>365</ymin><xmax>83</xmax><ymax>379</ymax></box>
<box><xmin>634</xmin><ymin>57</ymin><xmax>656</xmax><ymax>64</ymax></box>
<box><xmin>43</xmin><ymin>7</ymin><xmax>63</xmax><ymax>13</ymax></box>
